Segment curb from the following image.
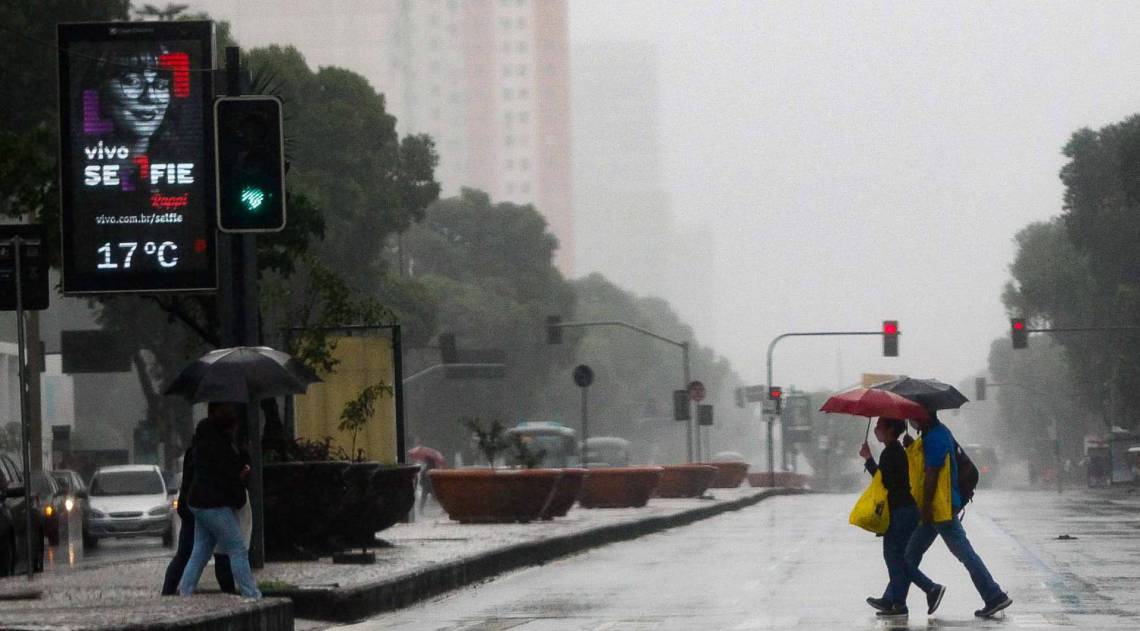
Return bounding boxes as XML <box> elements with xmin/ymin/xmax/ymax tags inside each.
<box><xmin>0</xmin><ymin>598</ymin><xmax>294</xmax><ymax>631</ymax></box>
<box><xmin>277</xmin><ymin>487</ymin><xmax>807</xmax><ymax>622</ymax></box>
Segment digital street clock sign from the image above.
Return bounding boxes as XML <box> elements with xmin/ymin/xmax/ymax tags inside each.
<box><xmin>58</xmin><ymin>21</ymin><xmax>217</xmax><ymax>294</ymax></box>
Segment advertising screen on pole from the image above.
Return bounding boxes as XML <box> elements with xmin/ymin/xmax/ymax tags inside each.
<box><xmin>58</xmin><ymin>21</ymin><xmax>216</xmax><ymax>294</ymax></box>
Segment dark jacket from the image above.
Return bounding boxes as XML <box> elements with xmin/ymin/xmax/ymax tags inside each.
<box><xmin>186</xmin><ymin>418</ymin><xmax>247</xmax><ymax>511</ymax></box>
<box><xmin>864</xmin><ymin>441</ymin><xmax>916</xmax><ymax>510</ymax></box>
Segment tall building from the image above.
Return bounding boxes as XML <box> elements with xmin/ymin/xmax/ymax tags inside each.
<box><xmin>188</xmin><ymin>0</ymin><xmax>574</xmax><ymax>273</ymax></box>
<box><xmin>572</xmin><ymin>41</ymin><xmax>716</xmax><ymax>333</ymax></box>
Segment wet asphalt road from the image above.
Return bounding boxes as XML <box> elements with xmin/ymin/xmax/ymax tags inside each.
<box><xmin>328</xmin><ymin>488</ymin><xmax>1140</xmax><ymax>630</ymax></box>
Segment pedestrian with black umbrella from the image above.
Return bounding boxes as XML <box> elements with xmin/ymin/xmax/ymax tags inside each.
<box><xmin>873</xmin><ymin>377</ymin><xmax>1012</xmax><ymax>619</ymax></box>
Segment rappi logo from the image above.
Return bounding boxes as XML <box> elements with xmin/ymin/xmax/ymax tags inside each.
<box><xmin>80</xmin><ymin>50</ymin><xmax>196</xmax><ymax>209</ymax></box>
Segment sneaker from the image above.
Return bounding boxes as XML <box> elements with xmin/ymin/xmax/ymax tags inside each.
<box><xmin>974</xmin><ymin>594</ymin><xmax>1012</xmax><ymax>618</ymax></box>
<box><xmin>876</xmin><ymin>604</ymin><xmax>909</xmax><ymax>617</ymax></box>
<box><xmin>926</xmin><ymin>584</ymin><xmax>947</xmax><ymax>615</ymax></box>
<box><xmin>866</xmin><ymin>597</ymin><xmax>891</xmax><ymax>612</ymax></box>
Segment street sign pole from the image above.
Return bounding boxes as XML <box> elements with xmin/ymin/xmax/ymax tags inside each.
<box><xmin>13</xmin><ymin>236</ymin><xmax>34</xmax><ymax>579</ymax></box>
<box><xmin>573</xmin><ymin>365</ymin><xmax>595</xmax><ymax>467</ymax></box>
<box><xmin>682</xmin><ymin>342</ymin><xmax>691</xmax><ymax>462</ymax></box>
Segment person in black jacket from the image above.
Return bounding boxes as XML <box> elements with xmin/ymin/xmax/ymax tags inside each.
<box><xmin>860</xmin><ymin>417</ymin><xmax>928</xmax><ymax>618</ymax></box>
<box><xmin>176</xmin><ymin>402</ymin><xmax>261</xmax><ymax>598</ymax></box>
<box><xmin>160</xmin><ymin>417</ymin><xmax>236</xmax><ymax>595</ymax></box>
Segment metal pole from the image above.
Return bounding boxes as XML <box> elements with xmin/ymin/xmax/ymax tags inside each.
<box><xmin>581</xmin><ymin>386</ymin><xmax>590</xmax><ymax>467</ymax></box>
<box><xmin>682</xmin><ymin>342</ymin><xmax>692</xmax><ymax>462</ymax></box>
<box><xmin>766</xmin><ymin>335</ymin><xmax>779</xmax><ymax>481</ymax></box>
<box><xmin>14</xmin><ymin>236</ymin><xmax>34</xmax><ymax>579</ymax></box>
<box><xmin>1054</xmin><ymin>416</ymin><xmax>1063</xmax><ymax>495</ymax></box>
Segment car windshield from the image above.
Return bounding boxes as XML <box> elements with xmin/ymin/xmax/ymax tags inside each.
<box><xmin>30</xmin><ymin>474</ymin><xmax>54</xmax><ymax>497</ymax></box>
<box><xmin>90</xmin><ymin>471</ymin><xmax>164</xmax><ymax>496</ymax></box>
<box><xmin>51</xmin><ymin>473</ymin><xmax>74</xmax><ymax>492</ymax></box>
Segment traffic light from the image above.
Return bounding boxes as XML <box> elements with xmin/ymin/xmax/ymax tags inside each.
<box><xmin>546</xmin><ymin>315</ymin><xmax>563</xmax><ymax>344</ymax></box>
<box><xmin>768</xmin><ymin>386</ymin><xmax>783</xmax><ymax>413</ymax></box>
<box><xmin>215</xmin><ymin>96</ymin><xmax>286</xmax><ymax>232</ymax></box>
<box><xmin>975</xmin><ymin>377</ymin><xmax>986</xmax><ymax>401</ymax></box>
<box><xmin>1011</xmin><ymin>318</ymin><xmax>1028</xmax><ymax>349</ymax></box>
<box><xmin>882</xmin><ymin>320</ymin><xmax>899</xmax><ymax>357</ymax></box>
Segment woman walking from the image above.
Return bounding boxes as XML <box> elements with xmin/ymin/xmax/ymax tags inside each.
<box><xmin>176</xmin><ymin>402</ymin><xmax>261</xmax><ymax>598</ymax></box>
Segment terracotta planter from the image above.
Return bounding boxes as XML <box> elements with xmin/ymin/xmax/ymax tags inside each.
<box><xmin>540</xmin><ymin>468</ymin><xmax>588</xmax><ymax>519</ymax></box>
<box><xmin>748</xmin><ymin>471</ymin><xmax>808</xmax><ymax>488</ymax></box>
<box><xmin>654</xmin><ymin>464</ymin><xmax>718</xmax><ymax>498</ymax></box>
<box><xmin>577</xmin><ymin>466</ymin><xmax>664</xmax><ymax>508</ymax></box>
<box><xmin>429</xmin><ymin>468</ymin><xmax>563</xmax><ymax>523</ymax></box>
<box><xmin>706</xmin><ymin>461</ymin><xmax>750</xmax><ymax>488</ymax></box>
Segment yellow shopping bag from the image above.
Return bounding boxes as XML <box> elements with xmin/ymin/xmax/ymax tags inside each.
<box><xmin>907</xmin><ymin>437</ymin><xmax>954</xmax><ymax>523</ymax></box>
<box><xmin>849</xmin><ymin>470</ymin><xmax>890</xmax><ymax>534</ymax></box>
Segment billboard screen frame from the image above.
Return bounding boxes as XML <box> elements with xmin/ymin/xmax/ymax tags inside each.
<box><xmin>57</xmin><ymin>20</ymin><xmax>217</xmax><ymax>295</ymax></box>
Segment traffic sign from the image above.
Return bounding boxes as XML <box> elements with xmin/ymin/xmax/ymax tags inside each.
<box><xmin>744</xmin><ymin>384</ymin><xmax>767</xmax><ymax>402</ymax></box>
<box><xmin>698</xmin><ymin>404</ymin><xmax>714</xmax><ymax>426</ymax></box>
<box><xmin>687</xmin><ymin>380</ymin><xmax>706</xmax><ymax>403</ymax></box>
<box><xmin>573</xmin><ymin>364</ymin><xmax>594</xmax><ymax>388</ymax></box>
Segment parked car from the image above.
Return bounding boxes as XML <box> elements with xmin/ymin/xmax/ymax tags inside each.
<box><xmin>30</xmin><ymin>471</ymin><xmax>67</xmax><ymax>546</ymax></box>
<box><xmin>0</xmin><ymin>453</ymin><xmax>45</xmax><ymax>576</ymax></box>
<box><xmin>49</xmin><ymin>469</ymin><xmax>88</xmax><ymax>524</ymax></box>
<box><xmin>84</xmin><ymin>464</ymin><xmax>173</xmax><ymax>548</ymax></box>
<box><xmin>505</xmin><ymin>421</ymin><xmax>580</xmax><ymax>468</ymax></box>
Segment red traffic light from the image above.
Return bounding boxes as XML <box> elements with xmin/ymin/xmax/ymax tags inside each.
<box><xmin>769</xmin><ymin>387</ymin><xmax>783</xmax><ymax>400</ymax></box>
<box><xmin>882</xmin><ymin>321</ymin><xmax>898</xmax><ymax>335</ymax></box>
<box><xmin>1012</xmin><ymin>320</ymin><xmax>1025</xmax><ymax>330</ymax></box>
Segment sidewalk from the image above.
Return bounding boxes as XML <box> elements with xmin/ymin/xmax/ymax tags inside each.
<box><xmin>0</xmin><ymin>486</ymin><xmax>803</xmax><ymax>630</ymax></box>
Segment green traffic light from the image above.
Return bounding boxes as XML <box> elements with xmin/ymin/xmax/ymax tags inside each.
<box><xmin>240</xmin><ymin>186</ymin><xmax>267</xmax><ymax>212</ymax></box>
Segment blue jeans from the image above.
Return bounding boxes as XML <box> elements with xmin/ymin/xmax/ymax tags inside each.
<box><xmin>905</xmin><ymin>516</ymin><xmax>1004</xmax><ymax>604</ymax></box>
<box><xmin>881</xmin><ymin>504</ymin><xmax>918</xmax><ymax>605</ymax></box>
<box><xmin>162</xmin><ymin>510</ymin><xmax>234</xmax><ymax>595</ymax></box>
<box><xmin>177</xmin><ymin>507</ymin><xmax>260</xmax><ymax>598</ymax></box>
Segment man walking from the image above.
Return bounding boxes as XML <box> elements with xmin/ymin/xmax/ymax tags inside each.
<box><xmin>905</xmin><ymin>411</ymin><xmax>1012</xmax><ymax>618</ymax></box>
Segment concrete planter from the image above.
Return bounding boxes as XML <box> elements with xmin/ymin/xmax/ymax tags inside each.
<box><xmin>653</xmin><ymin>464</ymin><xmax>718</xmax><ymax>498</ymax></box>
<box><xmin>540</xmin><ymin>468</ymin><xmax>588</xmax><ymax>519</ymax></box>
<box><xmin>429</xmin><ymin>468</ymin><xmax>563</xmax><ymax>523</ymax></box>
<box><xmin>264</xmin><ymin>461</ymin><xmax>418</xmax><ymax>560</ymax></box>
<box><xmin>747</xmin><ymin>471</ymin><xmax>809</xmax><ymax>488</ymax></box>
<box><xmin>706</xmin><ymin>461</ymin><xmax>750</xmax><ymax>488</ymax></box>
<box><xmin>577</xmin><ymin>466</ymin><xmax>664</xmax><ymax>508</ymax></box>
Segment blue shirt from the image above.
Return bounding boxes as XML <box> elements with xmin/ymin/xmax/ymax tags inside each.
<box><xmin>922</xmin><ymin>421</ymin><xmax>960</xmax><ymax>510</ymax></box>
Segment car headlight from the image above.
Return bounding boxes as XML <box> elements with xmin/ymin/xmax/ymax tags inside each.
<box><xmin>64</xmin><ymin>497</ymin><xmax>75</xmax><ymax>512</ymax></box>
<box><xmin>44</xmin><ymin>505</ymin><xmax>54</xmax><ymax>517</ymax></box>
<box><xmin>89</xmin><ymin>508</ymin><xmax>106</xmax><ymax>518</ymax></box>
<box><xmin>147</xmin><ymin>505</ymin><xmax>170</xmax><ymax>516</ymax></box>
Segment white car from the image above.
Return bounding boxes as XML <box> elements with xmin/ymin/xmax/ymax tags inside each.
<box><xmin>84</xmin><ymin>464</ymin><xmax>173</xmax><ymax>548</ymax></box>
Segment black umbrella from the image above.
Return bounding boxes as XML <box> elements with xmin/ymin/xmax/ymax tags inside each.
<box><xmin>870</xmin><ymin>377</ymin><xmax>969</xmax><ymax>411</ymax></box>
<box><xmin>164</xmin><ymin>346</ymin><xmax>321</xmax><ymax>403</ymax></box>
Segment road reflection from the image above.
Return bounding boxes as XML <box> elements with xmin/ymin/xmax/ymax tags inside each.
<box><xmin>42</xmin><ymin>508</ymin><xmax>173</xmax><ymax>572</ymax></box>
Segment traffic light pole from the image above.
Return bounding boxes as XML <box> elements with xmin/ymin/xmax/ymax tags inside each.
<box><xmin>766</xmin><ymin>330</ymin><xmax>885</xmax><ymax>481</ymax></box>
<box><xmin>219</xmin><ymin>46</ymin><xmax>266</xmax><ymax>568</ymax></box>
<box><xmin>547</xmin><ymin>320</ymin><xmax>693</xmax><ymax>461</ymax></box>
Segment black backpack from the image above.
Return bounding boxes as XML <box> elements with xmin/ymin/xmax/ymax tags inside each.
<box><xmin>954</xmin><ymin>442</ymin><xmax>979</xmax><ymax>506</ymax></box>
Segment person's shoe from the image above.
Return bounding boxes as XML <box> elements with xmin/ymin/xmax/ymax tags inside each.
<box><xmin>866</xmin><ymin>596</ymin><xmax>891</xmax><ymax>612</ymax></box>
<box><xmin>926</xmin><ymin>584</ymin><xmax>947</xmax><ymax>615</ymax></box>
<box><xmin>875</xmin><ymin>604</ymin><xmax>909</xmax><ymax>617</ymax></box>
<box><xmin>974</xmin><ymin>594</ymin><xmax>1012</xmax><ymax>618</ymax></box>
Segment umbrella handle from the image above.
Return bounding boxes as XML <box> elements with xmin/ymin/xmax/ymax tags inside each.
<box><xmin>865</xmin><ymin>417</ymin><xmax>871</xmax><ymax>442</ymax></box>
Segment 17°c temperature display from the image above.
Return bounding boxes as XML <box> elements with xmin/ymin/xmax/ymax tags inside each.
<box><xmin>97</xmin><ymin>240</ymin><xmax>180</xmax><ymax>269</ymax></box>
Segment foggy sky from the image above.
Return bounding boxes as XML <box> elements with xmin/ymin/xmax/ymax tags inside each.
<box><xmin>570</xmin><ymin>1</ymin><xmax>1140</xmax><ymax>393</ymax></box>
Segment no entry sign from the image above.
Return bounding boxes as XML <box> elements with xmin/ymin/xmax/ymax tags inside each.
<box><xmin>687</xmin><ymin>380</ymin><xmax>706</xmax><ymax>403</ymax></box>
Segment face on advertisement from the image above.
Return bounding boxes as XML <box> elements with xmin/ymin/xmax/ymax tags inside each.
<box><xmin>90</xmin><ymin>45</ymin><xmax>176</xmax><ymax>156</ymax></box>
<box><xmin>106</xmin><ymin>63</ymin><xmax>171</xmax><ymax>145</ymax></box>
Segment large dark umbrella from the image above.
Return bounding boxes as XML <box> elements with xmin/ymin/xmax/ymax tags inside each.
<box><xmin>164</xmin><ymin>346</ymin><xmax>321</xmax><ymax>403</ymax></box>
<box><xmin>870</xmin><ymin>377</ymin><xmax>968</xmax><ymax>411</ymax></box>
